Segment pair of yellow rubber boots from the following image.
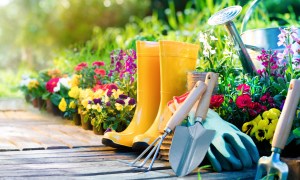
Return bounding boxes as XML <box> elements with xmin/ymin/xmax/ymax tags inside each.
<box><xmin>102</xmin><ymin>40</ymin><xmax>199</xmax><ymax>150</ymax></box>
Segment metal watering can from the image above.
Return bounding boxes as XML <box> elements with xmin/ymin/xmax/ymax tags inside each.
<box><xmin>208</xmin><ymin>0</ymin><xmax>300</xmax><ymax>74</ymax></box>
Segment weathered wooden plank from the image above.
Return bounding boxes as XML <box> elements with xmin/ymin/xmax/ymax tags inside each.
<box><xmin>0</xmin><ymin>112</ymin><xmax>7</xmax><ymax>119</ymax></box>
<box><xmin>50</xmin><ymin>125</ymin><xmax>103</xmax><ymax>146</ymax></box>
<box><xmin>0</xmin><ymin>98</ymin><xmax>26</xmax><ymax>111</ymax></box>
<box><xmin>0</xmin><ymin>146</ymin><xmax>114</xmax><ymax>156</ymax></box>
<box><xmin>0</xmin><ymin>150</ymin><xmax>135</xmax><ymax>160</ymax></box>
<box><xmin>0</xmin><ymin>136</ymin><xmax>19</xmax><ymax>151</ymax></box>
<box><xmin>31</xmin><ymin>126</ymin><xmax>89</xmax><ymax>148</ymax></box>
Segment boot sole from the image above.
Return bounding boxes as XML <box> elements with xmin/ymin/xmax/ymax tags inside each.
<box><xmin>102</xmin><ymin>138</ymin><xmax>132</xmax><ymax>151</ymax></box>
<box><xmin>132</xmin><ymin>142</ymin><xmax>150</xmax><ymax>152</ymax></box>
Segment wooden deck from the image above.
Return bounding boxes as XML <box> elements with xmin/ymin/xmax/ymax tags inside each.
<box><xmin>0</xmin><ymin>98</ymin><xmax>256</xmax><ymax>179</ymax></box>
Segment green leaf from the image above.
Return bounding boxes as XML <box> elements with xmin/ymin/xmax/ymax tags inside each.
<box><xmin>50</xmin><ymin>94</ymin><xmax>62</xmax><ymax>106</ymax></box>
<box><xmin>293</xmin><ymin>128</ymin><xmax>300</xmax><ymax>137</ymax></box>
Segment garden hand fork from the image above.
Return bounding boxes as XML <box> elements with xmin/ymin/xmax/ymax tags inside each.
<box><xmin>128</xmin><ymin>81</ymin><xmax>207</xmax><ymax>170</ymax></box>
<box><xmin>255</xmin><ymin>79</ymin><xmax>300</xmax><ymax>180</ymax></box>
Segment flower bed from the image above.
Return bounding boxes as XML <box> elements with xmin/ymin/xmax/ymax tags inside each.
<box><xmin>20</xmin><ymin>27</ymin><xmax>300</xmax><ymax>158</ymax></box>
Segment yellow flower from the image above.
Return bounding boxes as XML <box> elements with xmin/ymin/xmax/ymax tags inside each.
<box><xmin>28</xmin><ymin>80</ymin><xmax>39</xmax><ymax>90</ymax></box>
<box><xmin>265</xmin><ymin>123</ymin><xmax>277</xmax><ymax>140</ymax></box>
<box><xmin>104</xmin><ymin>94</ymin><xmax>110</xmax><ymax>103</ymax></box>
<box><xmin>252</xmin><ymin>114</ymin><xmax>262</xmax><ymax>123</ymax></box>
<box><xmin>115</xmin><ymin>103</ymin><xmax>124</xmax><ymax>111</ymax></box>
<box><xmin>112</xmin><ymin>89</ymin><xmax>123</xmax><ymax>99</ymax></box>
<box><xmin>269</xmin><ymin>108</ymin><xmax>281</xmax><ymax>117</ymax></box>
<box><xmin>242</xmin><ymin>120</ymin><xmax>258</xmax><ymax>136</ymax></box>
<box><xmin>94</xmin><ymin>89</ymin><xmax>105</xmax><ymax>99</ymax></box>
<box><xmin>258</xmin><ymin>119</ymin><xmax>269</xmax><ymax>129</ymax></box>
<box><xmin>68</xmin><ymin>86</ymin><xmax>80</xmax><ymax>99</ymax></box>
<box><xmin>81</xmin><ymin>99</ymin><xmax>90</xmax><ymax>108</ymax></box>
<box><xmin>255</xmin><ymin>129</ymin><xmax>266</xmax><ymax>141</ymax></box>
<box><xmin>124</xmin><ymin>97</ymin><xmax>130</xmax><ymax>106</ymax></box>
<box><xmin>69</xmin><ymin>101</ymin><xmax>76</xmax><ymax>109</ymax></box>
<box><xmin>87</xmin><ymin>104</ymin><xmax>92</xmax><ymax>110</ymax></box>
<box><xmin>262</xmin><ymin>111</ymin><xmax>270</xmax><ymax>120</ymax></box>
<box><xmin>58</xmin><ymin>98</ymin><xmax>67</xmax><ymax>112</ymax></box>
<box><xmin>69</xmin><ymin>74</ymin><xmax>80</xmax><ymax>87</ymax></box>
<box><xmin>128</xmin><ymin>104</ymin><xmax>136</xmax><ymax>111</ymax></box>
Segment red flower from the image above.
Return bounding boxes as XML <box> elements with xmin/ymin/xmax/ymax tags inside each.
<box><xmin>92</xmin><ymin>61</ymin><xmax>105</xmax><ymax>66</ymax></box>
<box><xmin>94</xmin><ymin>68</ymin><xmax>106</xmax><ymax>77</ymax></box>
<box><xmin>236</xmin><ymin>94</ymin><xmax>252</xmax><ymax>109</ymax></box>
<box><xmin>75</xmin><ymin>62</ymin><xmax>88</xmax><ymax>71</ymax></box>
<box><xmin>210</xmin><ymin>94</ymin><xmax>224</xmax><ymax>108</ymax></box>
<box><xmin>93</xmin><ymin>83</ymin><xmax>118</xmax><ymax>92</ymax></box>
<box><xmin>45</xmin><ymin>78</ymin><xmax>59</xmax><ymax>93</ymax></box>
<box><xmin>237</xmin><ymin>84</ymin><xmax>250</xmax><ymax>93</ymax></box>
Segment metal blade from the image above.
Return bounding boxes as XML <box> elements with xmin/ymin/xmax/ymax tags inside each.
<box><xmin>169</xmin><ymin>123</ymin><xmax>215</xmax><ymax>177</ymax></box>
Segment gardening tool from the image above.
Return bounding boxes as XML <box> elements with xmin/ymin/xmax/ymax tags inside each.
<box><xmin>255</xmin><ymin>79</ymin><xmax>300</xmax><ymax>180</ymax></box>
<box><xmin>169</xmin><ymin>72</ymin><xmax>218</xmax><ymax>177</ymax></box>
<box><xmin>129</xmin><ymin>80</ymin><xmax>207</xmax><ymax>170</ymax></box>
<box><xmin>132</xmin><ymin>40</ymin><xmax>199</xmax><ymax>151</ymax></box>
<box><xmin>102</xmin><ymin>41</ymin><xmax>161</xmax><ymax>149</ymax></box>
<box><xmin>208</xmin><ymin>2</ymin><xmax>300</xmax><ymax>74</ymax></box>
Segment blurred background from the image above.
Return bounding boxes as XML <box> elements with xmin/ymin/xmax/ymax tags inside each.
<box><xmin>0</xmin><ymin>0</ymin><xmax>299</xmax><ymax>97</ymax></box>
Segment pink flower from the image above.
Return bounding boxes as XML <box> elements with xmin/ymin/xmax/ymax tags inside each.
<box><xmin>75</xmin><ymin>62</ymin><xmax>88</xmax><ymax>71</ymax></box>
<box><xmin>92</xmin><ymin>61</ymin><xmax>105</xmax><ymax>67</ymax></box>
<box><xmin>46</xmin><ymin>78</ymin><xmax>60</xmax><ymax>93</ymax></box>
<box><xmin>94</xmin><ymin>69</ymin><xmax>106</xmax><ymax>77</ymax></box>
<box><xmin>237</xmin><ymin>84</ymin><xmax>250</xmax><ymax>93</ymax></box>
<box><xmin>210</xmin><ymin>94</ymin><xmax>224</xmax><ymax>109</ymax></box>
<box><xmin>236</xmin><ymin>94</ymin><xmax>252</xmax><ymax>109</ymax></box>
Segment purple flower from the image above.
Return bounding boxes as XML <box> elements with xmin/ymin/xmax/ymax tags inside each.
<box><xmin>119</xmin><ymin>94</ymin><xmax>128</xmax><ymax>99</ymax></box>
<box><xmin>280</xmin><ymin>100</ymin><xmax>285</xmax><ymax>110</ymax></box>
<box><xmin>106</xmin><ymin>102</ymin><xmax>111</xmax><ymax>106</ymax></box>
<box><xmin>88</xmin><ymin>100</ymin><xmax>92</xmax><ymax>104</ymax></box>
<box><xmin>93</xmin><ymin>98</ymin><xmax>102</xmax><ymax>105</ymax></box>
<box><xmin>107</xmin><ymin>90</ymin><xmax>113</xmax><ymax>97</ymax></box>
<box><xmin>128</xmin><ymin>98</ymin><xmax>136</xmax><ymax>105</ymax></box>
<box><xmin>116</xmin><ymin>99</ymin><xmax>125</xmax><ymax>105</ymax></box>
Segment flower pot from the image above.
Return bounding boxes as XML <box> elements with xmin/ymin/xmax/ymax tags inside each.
<box><xmin>25</xmin><ymin>94</ymin><xmax>30</xmax><ymax>103</ymax></box>
<box><xmin>73</xmin><ymin>113</ymin><xmax>81</xmax><ymax>126</ymax></box>
<box><xmin>37</xmin><ymin>98</ymin><xmax>44</xmax><ymax>110</ymax></box>
<box><xmin>187</xmin><ymin>71</ymin><xmax>218</xmax><ymax>93</ymax></box>
<box><xmin>32</xmin><ymin>98</ymin><xmax>39</xmax><ymax>108</ymax></box>
<box><xmin>93</xmin><ymin>126</ymin><xmax>104</xmax><ymax>135</ymax></box>
<box><xmin>80</xmin><ymin>114</ymin><xmax>92</xmax><ymax>130</ymax></box>
<box><xmin>45</xmin><ymin>99</ymin><xmax>53</xmax><ymax>114</ymax></box>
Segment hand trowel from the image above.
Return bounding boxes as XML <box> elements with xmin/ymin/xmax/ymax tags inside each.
<box><xmin>169</xmin><ymin>72</ymin><xmax>218</xmax><ymax>177</ymax></box>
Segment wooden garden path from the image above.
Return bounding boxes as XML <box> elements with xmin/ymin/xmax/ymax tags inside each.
<box><xmin>0</xmin><ymin>98</ymin><xmax>256</xmax><ymax>179</ymax></box>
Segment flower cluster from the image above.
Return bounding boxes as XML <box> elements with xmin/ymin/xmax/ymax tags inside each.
<box><xmin>79</xmin><ymin>85</ymin><xmax>136</xmax><ymax>132</ymax></box>
<box><xmin>242</xmin><ymin>108</ymin><xmax>281</xmax><ymax>144</ymax></box>
<box><xmin>210</xmin><ymin>82</ymin><xmax>277</xmax><ymax>128</ymax></box>
<box><xmin>108</xmin><ymin>49</ymin><xmax>137</xmax><ymax>84</ymax></box>
<box><xmin>75</xmin><ymin>61</ymin><xmax>107</xmax><ymax>89</ymax></box>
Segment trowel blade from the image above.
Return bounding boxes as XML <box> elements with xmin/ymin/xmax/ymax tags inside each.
<box><xmin>169</xmin><ymin>123</ymin><xmax>215</xmax><ymax>177</ymax></box>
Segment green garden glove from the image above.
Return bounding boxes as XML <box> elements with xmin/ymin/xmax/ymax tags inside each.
<box><xmin>202</xmin><ymin>109</ymin><xmax>260</xmax><ymax>172</ymax></box>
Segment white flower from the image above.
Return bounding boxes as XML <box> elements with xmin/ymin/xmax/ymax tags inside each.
<box><xmin>210</xmin><ymin>35</ymin><xmax>218</xmax><ymax>41</ymax></box>
<box><xmin>210</xmin><ymin>49</ymin><xmax>216</xmax><ymax>55</ymax></box>
<box><xmin>198</xmin><ymin>32</ymin><xmax>207</xmax><ymax>43</ymax></box>
<box><xmin>203</xmin><ymin>50</ymin><xmax>209</xmax><ymax>57</ymax></box>
<box><xmin>53</xmin><ymin>83</ymin><xmax>60</xmax><ymax>92</ymax></box>
<box><xmin>59</xmin><ymin>77</ymin><xmax>71</xmax><ymax>89</ymax></box>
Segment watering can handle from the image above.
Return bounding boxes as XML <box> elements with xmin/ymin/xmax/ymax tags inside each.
<box><xmin>241</xmin><ymin>0</ymin><xmax>262</xmax><ymax>33</ymax></box>
<box><xmin>272</xmin><ymin>79</ymin><xmax>300</xmax><ymax>150</ymax></box>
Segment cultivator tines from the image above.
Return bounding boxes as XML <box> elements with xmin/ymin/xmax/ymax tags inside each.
<box><xmin>208</xmin><ymin>5</ymin><xmax>242</xmax><ymax>26</ymax></box>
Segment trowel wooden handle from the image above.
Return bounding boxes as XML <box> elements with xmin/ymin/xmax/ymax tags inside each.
<box><xmin>272</xmin><ymin>79</ymin><xmax>300</xmax><ymax>150</ymax></box>
<box><xmin>195</xmin><ymin>72</ymin><xmax>218</xmax><ymax>120</ymax></box>
<box><xmin>165</xmin><ymin>81</ymin><xmax>207</xmax><ymax>131</ymax></box>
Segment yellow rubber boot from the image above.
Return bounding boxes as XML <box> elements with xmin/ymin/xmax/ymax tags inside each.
<box><xmin>132</xmin><ymin>40</ymin><xmax>199</xmax><ymax>151</ymax></box>
<box><xmin>102</xmin><ymin>41</ymin><xmax>161</xmax><ymax>149</ymax></box>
